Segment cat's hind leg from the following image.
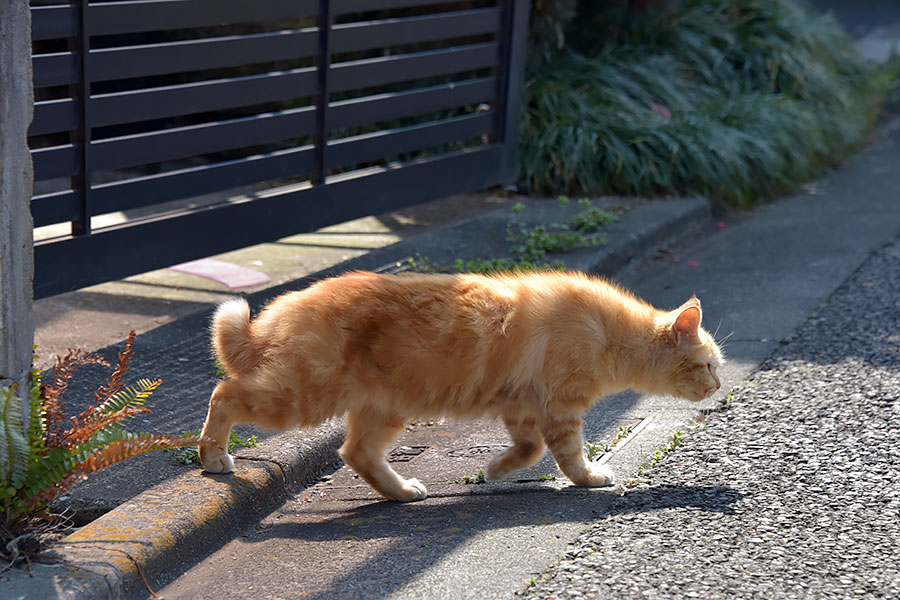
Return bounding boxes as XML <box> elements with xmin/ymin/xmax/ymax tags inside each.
<box><xmin>339</xmin><ymin>409</ymin><xmax>427</xmax><ymax>502</ymax></box>
<box><xmin>541</xmin><ymin>416</ymin><xmax>614</xmax><ymax>487</ymax></box>
<box><xmin>485</xmin><ymin>414</ymin><xmax>546</xmax><ymax>481</ymax></box>
<box><xmin>198</xmin><ymin>379</ymin><xmax>245</xmax><ymax>473</ymax></box>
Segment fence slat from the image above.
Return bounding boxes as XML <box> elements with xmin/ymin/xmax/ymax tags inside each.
<box><xmin>32</xmin><ymin>145</ymin><xmax>81</xmax><ymax>181</ymax></box>
<box><xmin>330</xmin><ymin>42</ymin><xmax>499</xmax><ymax>93</ymax></box>
<box><xmin>31</xmin><ymin>5</ymin><xmax>78</xmax><ymax>41</ymax></box>
<box><xmin>89</xmin><ymin>29</ymin><xmax>319</xmax><ymax>82</ymax></box>
<box><xmin>328</xmin><ymin>77</ymin><xmax>495</xmax><ymax>131</ymax></box>
<box><xmin>91</xmin><ymin>107</ymin><xmax>317</xmax><ymax>172</ymax></box>
<box><xmin>30</xmin><ymin>98</ymin><xmax>79</xmax><ymax>136</ymax></box>
<box><xmin>89</xmin><ymin>146</ymin><xmax>316</xmax><ymax>216</ymax></box>
<box><xmin>87</xmin><ymin>0</ymin><xmax>318</xmax><ymax>36</ymax></box>
<box><xmin>32</xmin><ymin>190</ymin><xmax>81</xmax><ymax>228</ymax></box>
<box><xmin>328</xmin><ymin>112</ymin><xmax>492</xmax><ymax>169</ymax></box>
<box><xmin>331</xmin><ymin>8</ymin><xmax>501</xmax><ymax>54</ymax></box>
<box><xmin>89</xmin><ymin>67</ymin><xmax>318</xmax><ymax>127</ymax></box>
<box><xmin>333</xmin><ymin>0</ymin><xmax>459</xmax><ymax>16</ymax></box>
<box><xmin>32</xmin><ymin>52</ymin><xmax>79</xmax><ymax>88</ymax></box>
<box><xmin>34</xmin><ymin>146</ymin><xmax>502</xmax><ymax>298</ymax></box>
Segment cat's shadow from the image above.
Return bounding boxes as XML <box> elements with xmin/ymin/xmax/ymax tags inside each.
<box><xmin>244</xmin><ymin>483</ymin><xmax>742</xmax><ymax>598</ymax></box>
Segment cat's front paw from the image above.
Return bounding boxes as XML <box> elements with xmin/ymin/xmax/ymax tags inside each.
<box><xmin>390</xmin><ymin>478</ymin><xmax>428</xmax><ymax>502</ymax></box>
<box><xmin>484</xmin><ymin>460</ymin><xmax>511</xmax><ymax>481</ymax></box>
<box><xmin>199</xmin><ymin>446</ymin><xmax>235</xmax><ymax>474</ymax></box>
<box><xmin>572</xmin><ymin>463</ymin><xmax>615</xmax><ymax>487</ymax></box>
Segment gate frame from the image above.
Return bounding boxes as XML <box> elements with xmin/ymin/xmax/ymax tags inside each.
<box><xmin>31</xmin><ymin>0</ymin><xmax>530</xmax><ymax>299</ymax></box>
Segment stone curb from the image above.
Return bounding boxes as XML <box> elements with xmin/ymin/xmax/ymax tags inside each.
<box><xmin>5</xmin><ymin>195</ymin><xmax>711</xmax><ymax>599</ymax></box>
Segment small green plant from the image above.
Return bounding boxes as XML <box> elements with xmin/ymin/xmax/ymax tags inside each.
<box><xmin>585</xmin><ymin>424</ymin><xmax>635</xmax><ymax>461</ymax></box>
<box><xmin>635</xmin><ymin>429</ymin><xmax>686</xmax><ymax>478</ymax></box>
<box><xmin>506</xmin><ymin>201</ymin><xmax>620</xmax><ymax>263</ymax></box>
<box><xmin>462</xmin><ymin>470</ymin><xmax>486</xmax><ymax>484</ymax></box>
<box><xmin>570</xmin><ymin>205</ymin><xmax>621</xmax><ymax>233</ymax></box>
<box><xmin>452</xmin><ymin>257</ymin><xmax>566</xmax><ymax>275</ymax></box>
<box><xmin>615</xmin><ymin>424</ymin><xmax>634</xmax><ymax>443</ymax></box>
<box><xmin>214</xmin><ymin>359</ymin><xmax>227</xmax><ymax>379</ymax></box>
<box><xmin>0</xmin><ymin>332</ymin><xmax>204</xmax><ymax>562</ymax></box>
<box><xmin>406</xmin><ymin>254</ymin><xmax>438</xmax><ymax>273</ymax></box>
<box><xmin>167</xmin><ymin>429</ymin><xmax>258</xmax><ymax>465</ymax></box>
<box><xmin>406</xmin><ymin>200</ymin><xmax>620</xmax><ymax>276</ymax></box>
<box><xmin>584</xmin><ymin>441</ymin><xmax>605</xmax><ymax>462</ymax></box>
<box><xmin>508</xmin><ymin>223</ymin><xmax>584</xmax><ymax>262</ymax></box>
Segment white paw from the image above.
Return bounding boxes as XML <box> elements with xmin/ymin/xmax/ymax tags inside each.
<box><xmin>201</xmin><ymin>449</ymin><xmax>235</xmax><ymax>474</ymax></box>
<box><xmin>582</xmin><ymin>463</ymin><xmax>615</xmax><ymax>487</ymax></box>
<box><xmin>393</xmin><ymin>478</ymin><xmax>428</xmax><ymax>502</ymax></box>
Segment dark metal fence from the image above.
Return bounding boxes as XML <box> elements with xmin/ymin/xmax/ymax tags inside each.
<box><xmin>29</xmin><ymin>0</ymin><xmax>529</xmax><ymax>298</ymax></box>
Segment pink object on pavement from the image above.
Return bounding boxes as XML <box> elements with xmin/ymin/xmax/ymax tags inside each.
<box><xmin>168</xmin><ymin>258</ymin><xmax>271</xmax><ymax>290</ymax></box>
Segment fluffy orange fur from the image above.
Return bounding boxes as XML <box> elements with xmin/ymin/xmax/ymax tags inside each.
<box><xmin>199</xmin><ymin>271</ymin><xmax>723</xmax><ymax>501</ymax></box>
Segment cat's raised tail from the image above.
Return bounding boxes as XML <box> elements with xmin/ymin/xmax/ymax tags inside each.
<box><xmin>212</xmin><ymin>298</ymin><xmax>258</xmax><ymax>378</ymax></box>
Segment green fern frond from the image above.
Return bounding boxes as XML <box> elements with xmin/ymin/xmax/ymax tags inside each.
<box><xmin>95</xmin><ymin>378</ymin><xmax>160</xmax><ymax>416</ymax></box>
<box><xmin>62</xmin><ymin>378</ymin><xmax>159</xmax><ymax>449</ymax></box>
<box><xmin>1</xmin><ymin>388</ymin><xmax>30</xmax><ymax>489</ymax></box>
<box><xmin>20</xmin><ymin>446</ymin><xmax>74</xmax><ymax>506</ymax></box>
<box><xmin>27</xmin><ymin>433</ymin><xmax>204</xmax><ymax>510</ymax></box>
<box><xmin>27</xmin><ymin>366</ymin><xmax>45</xmax><ymax>452</ymax></box>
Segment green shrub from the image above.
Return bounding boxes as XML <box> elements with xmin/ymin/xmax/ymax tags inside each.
<box><xmin>522</xmin><ymin>0</ymin><xmax>889</xmax><ymax>206</ymax></box>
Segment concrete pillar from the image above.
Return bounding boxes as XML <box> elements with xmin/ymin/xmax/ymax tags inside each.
<box><xmin>0</xmin><ymin>0</ymin><xmax>35</xmax><ymax>398</ymax></box>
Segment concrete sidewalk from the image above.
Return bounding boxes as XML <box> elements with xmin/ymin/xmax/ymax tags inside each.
<box><xmin>5</xmin><ymin>190</ymin><xmax>710</xmax><ymax>598</ymax></box>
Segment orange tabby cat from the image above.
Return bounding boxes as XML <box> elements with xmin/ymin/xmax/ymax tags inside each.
<box><xmin>199</xmin><ymin>270</ymin><xmax>723</xmax><ymax>501</ymax></box>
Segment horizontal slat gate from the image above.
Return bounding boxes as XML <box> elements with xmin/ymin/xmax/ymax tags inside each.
<box><xmin>29</xmin><ymin>0</ymin><xmax>529</xmax><ymax>298</ymax></box>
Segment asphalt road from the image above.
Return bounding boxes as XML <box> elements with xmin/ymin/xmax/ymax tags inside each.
<box><xmin>523</xmin><ymin>237</ymin><xmax>900</xmax><ymax>600</ymax></box>
<box><xmin>156</xmin><ymin>113</ymin><xmax>900</xmax><ymax>599</ymax></box>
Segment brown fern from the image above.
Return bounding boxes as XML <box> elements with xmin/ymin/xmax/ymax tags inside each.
<box><xmin>30</xmin><ymin>433</ymin><xmax>208</xmax><ymax>509</ymax></box>
<box><xmin>59</xmin><ymin>406</ymin><xmax>152</xmax><ymax>450</ymax></box>
<box><xmin>64</xmin><ymin>332</ymin><xmax>146</xmax><ymax>447</ymax></box>
<box><xmin>42</xmin><ymin>349</ymin><xmax>110</xmax><ymax>449</ymax></box>
<box><xmin>93</xmin><ymin>330</ymin><xmax>136</xmax><ymax>404</ymax></box>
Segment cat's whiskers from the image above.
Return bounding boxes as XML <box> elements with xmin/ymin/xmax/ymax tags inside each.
<box><xmin>715</xmin><ymin>330</ymin><xmax>735</xmax><ymax>356</ymax></box>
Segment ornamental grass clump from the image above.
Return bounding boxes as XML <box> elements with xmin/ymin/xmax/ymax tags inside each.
<box><xmin>0</xmin><ymin>332</ymin><xmax>204</xmax><ymax>566</ymax></box>
<box><xmin>521</xmin><ymin>0</ymin><xmax>892</xmax><ymax>206</ymax></box>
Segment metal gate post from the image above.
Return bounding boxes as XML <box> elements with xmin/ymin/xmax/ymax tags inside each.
<box><xmin>70</xmin><ymin>0</ymin><xmax>92</xmax><ymax>236</ymax></box>
<box><xmin>497</xmin><ymin>0</ymin><xmax>530</xmax><ymax>182</ymax></box>
<box><xmin>312</xmin><ymin>0</ymin><xmax>332</xmax><ymax>186</ymax></box>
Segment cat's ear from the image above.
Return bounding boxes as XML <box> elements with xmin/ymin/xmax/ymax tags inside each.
<box><xmin>673</xmin><ymin>305</ymin><xmax>702</xmax><ymax>346</ymax></box>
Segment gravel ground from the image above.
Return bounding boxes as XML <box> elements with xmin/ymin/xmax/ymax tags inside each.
<box><xmin>521</xmin><ymin>238</ymin><xmax>900</xmax><ymax>600</ymax></box>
